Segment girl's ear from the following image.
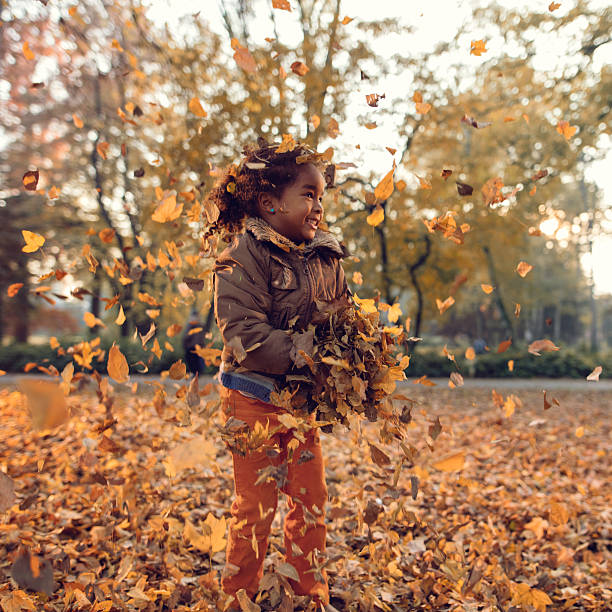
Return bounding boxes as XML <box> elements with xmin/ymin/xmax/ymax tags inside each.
<box><xmin>258</xmin><ymin>192</ymin><xmax>277</xmax><ymax>215</ymax></box>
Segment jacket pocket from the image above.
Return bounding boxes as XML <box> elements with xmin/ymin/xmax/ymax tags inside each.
<box><xmin>270</xmin><ymin>256</ymin><xmax>298</xmax><ymax>291</ymax></box>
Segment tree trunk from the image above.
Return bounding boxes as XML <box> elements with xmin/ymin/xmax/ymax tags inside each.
<box><xmin>482</xmin><ymin>245</ymin><xmax>513</xmax><ymax>339</ymax></box>
<box><xmin>407</xmin><ymin>234</ymin><xmax>431</xmax><ymax>350</ymax></box>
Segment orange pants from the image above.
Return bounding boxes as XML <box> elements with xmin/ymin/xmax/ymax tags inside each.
<box><xmin>221</xmin><ymin>389</ymin><xmax>329</xmax><ymax>606</ymax></box>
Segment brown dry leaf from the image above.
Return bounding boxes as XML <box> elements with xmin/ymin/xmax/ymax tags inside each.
<box><xmin>290</xmin><ymin>61</ymin><xmax>309</xmax><ymax>76</ymax></box>
<box><xmin>0</xmin><ymin>471</ymin><xmax>16</xmax><ymax>512</ymax></box>
<box><xmin>327</xmin><ymin>117</ymin><xmax>340</xmax><ymax>139</ymax></box>
<box><xmin>586</xmin><ymin>366</ymin><xmax>602</xmax><ymax>381</ymax></box>
<box><xmin>107</xmin><ymin>344</ymin><xmax>129</xmax><ymax>383</ymax></box>
<box><xmin>22</xmin><ymin>170</ymin><xmax>40</xmax><ymax>191</ymax></box>
<box><xmin>449</xmin><ymin>372</ymin><xmax>464</xmax><ymax>388</ymax></box>
<box><xmin>232</xmin><ymin>40</ymin><xmax>257</xmax><ymax>73</ymax></box>
<box><xmin>516</xmin><ymin>261</ymin><xmax>534</xmax><ymax>278</ymax></box>
<box><xmin>481</xmin><ymin>176</ymin><xmax>505</xmax><ymax>206</ymax></box>
<box><xmin>528</xmin><ymin>339</ymin><xmax>560</xmax><ymax>356</ymax></box>
<box><xmin>168</xmin><ymin>360</ymin><xmax>187</xmax><ymax>380</ymax></box>
<box><xmin>368</xmin><ymin>442</ymin><xmax>391</xmax><ymax>467</ymax></box>
<box><xmin>98</xmin><ymin>228</ymin><xmax>115</xmax><ymax>243</ymax></box>
<box><xmin>549</xmin><ymin>502</ymin><xmax>569</xmax><ymax>525</ymax></box>
<box><xmin>433</xmin><ymin>451</ymin><xmax>465</xmax><ymax>472</ymax></box>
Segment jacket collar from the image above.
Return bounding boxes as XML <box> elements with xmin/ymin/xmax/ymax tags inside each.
<box><xmin>245</xmin><ymin>217</ymin><xmax>345</xmax><ymax>257</ymax></box>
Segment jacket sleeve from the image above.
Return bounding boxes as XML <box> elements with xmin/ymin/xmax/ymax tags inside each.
<box><xmin>214</xmin><ymin>239</ymin><xmax>293</xmax><ymax>375</ymax></box>
<box><xmin>335</xmin><ymin>257</ymin><xmax>349</xmax><ymax>299</ymax></box>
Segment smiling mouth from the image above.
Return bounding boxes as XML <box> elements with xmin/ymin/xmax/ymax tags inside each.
<box><xmin>305</xmin><ymin>218</ymin><xmax>319</xmax><ymax>230</ymax></box>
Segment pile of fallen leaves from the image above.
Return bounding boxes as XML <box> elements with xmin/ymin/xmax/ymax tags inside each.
<box><xmin>1</xmin><ymin>381</ymin><xmax>610</xmax><ymax>611</ymax></box>
<box><xmin>280</xmin><ymin>295</ymin><xmax>409</xmax><ymax>426</ymax></box>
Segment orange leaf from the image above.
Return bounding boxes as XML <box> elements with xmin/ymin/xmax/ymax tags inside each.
<box><xmin>167</xmin><ymin>324</ymin><xmax>183</xmax><ymax>338</ymax></box>
<box><xmin>433</xmin><ymin>451</ymin><xmax>465</xmax><ymax>472</ymax></box>
<box><xmin>107</xmin><ymin>344</ymin><xmax>129</xmax><ymax>383</ymax></box>
<box><xmin>528</xmin><ymin>339</ymin><xmax>560</xmax><ymax>356</ymax></box>
<box><xmin>575</xmin><ymin>426</ymin><xmax>584</xmax><ymax>437</ymax></box>
<box><xmin>549</xmin><ymin>2</ymin><xmax>561</xmax><ymax>11</ymax></box>
<box><xmin>415</xmin><ymin>102</ymin><xmax>431</xmax><ymax>115</ymax></box>
<box><xmin>188</xmin><ymin>97</ymin><xmax>207</xmax><ymax>118</ymax></box>
<box><xmin>8</xmin><ymin>283</ymin><xmax>24</xmax><ymax>297</ymax></box>
<box><xmin>272</xmin><ymin>0</ymin><xmax>291</xmax><ymax>10</ymax></box>
<box><xmin>516</xmin><ymin>261</ymin><xmax>533</xmax><ymax>277</ymax></box>
<box><xmin>98</xmin><ymin>228</ymin><xmax>115</xmax><ymax>243</ymax></box>
<box><xmin>96</xmin><ymin>141</ymin><xmax>110</xmax><ymax>160</ymax></box>
<box><xmin>436</xmin><ymin>296</ymin><xmax>455</xmax><ymax>315</ymax></box>
<box><xmin>374</xmin><ymin>167</ymin><xmax>395</xmax><ymax>201</ymax></box>
<box><xmin>481</xmin><ymin>283</ymin><xmax>494</xmax><ymax>294</ymax></box>
<box><xmin>48</xmin><ymin>185</ymin><xmax>60</xmax><ymax>200</ymax></box>
<box><xmin>290</xmin><ymin>61</ymin><xmax>309</xmax><ymax>76</ymax></box>
<box><xmin>115</xmin><ymin>305</ymin><xmax>126</xmax><ymax>325</ymax></box>
<box><xmin>497</xmin><ymin>338</ymin><xmax>512</xmax><ymax>354</ymax></box>
<box><xmin>232</xmin><ymin>41</ymin><xmax>257</xmax><ymax>73</ymax></box>
<box><xmin>465</xmin><ymin>347</ymin><xmax>476</xmax><ymax>360</ymax></box>
<box><xmin>415</xmin><ymin>174</ymin><xmax>431</xmax><ymax>189</ymax></box>
<box><xmin>72</xmin><ymin>114</ymin><xmax>83</xmax><ymax>128</ymax></box>
<box><xmin>556</xmin><ymin>120</ymin><xmax>576</xmax><ymax>140</ymax></box>
<box><xmin>508</xmin><ymin>359</ymin><xmax>514</xmax><ymax>372</ymax></box>
<box><xmin>366</xmin><ymin>206</ymin><xmax>384</xmax><ymax>227</ymax></box>
<box><xmin>168</xmin><ymin>360</ymin><xmax>187</xmax><ymax>380</ymax></box>
<box><xmin>470</xmin><ymin>40</ymin><xmax>487</xmax><ymax>56</ymax></box>
<box><xmin>341</xmin><ymin>16</ymin><xmax>353</xmax><ymax>25</ymax></box>
<box><xmin>22</xmin><ymin>170</ymin><xmax>39</xmax><ymax>191</ymax></box>
<box><xmin>23</xmin><ymin>41</ymin><xmax>35</xmax><ymax>60</ymax></box>
<box><xmin>152</xmin><ymin>195</ymin><xmax>183</xmax><ymax>223</ymax></box>
<box><xmin>309</xmin><ymin>114</ymin><xmax>320</xmax><ymax>129</ymax></box>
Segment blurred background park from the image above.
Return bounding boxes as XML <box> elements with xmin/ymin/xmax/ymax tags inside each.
<box><xmin>1</xmin><ymin>0</ymin><xmax>611</xmax><ymax>379</ymax></box>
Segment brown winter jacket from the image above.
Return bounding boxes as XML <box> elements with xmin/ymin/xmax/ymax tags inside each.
<box><xmin>214</xmin><ymin>217</ymin><xmax>348</xmax><ymax>403</ymax></box>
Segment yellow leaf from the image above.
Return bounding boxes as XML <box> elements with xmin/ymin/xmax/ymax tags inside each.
<box><xmin>503</xmin><ymin>395</ymin><xmax>515</xmax><ymax>418</ymax></box>
<box><xmin>374</xmin><ymin>167</ymin><xmax>395</xmax><ymax>201</ymax></box>
<box><xmin>352</xmin><ymin>271</ymin><xmax>363</xmax><ymax>285</ymax></box>
<box><xmin>481</xmin><ymin>283</ymin><xmax>494</xmax><ymax>294</ymax></box>
<box><xmin>48</xmin><ymin>185</ymin><xmax>60</xmax><ymax>200</ymax></box>
<box><xmin>366</xmin><ymin>206</ymin><xmax>384</xmax><ymax>227</ymax></box>
<box><xmin>21</xmin><ymin>230</ymin><xmax>45</xmax><ymax>253</ymax></box>
<box><xmin>575</xmin><ymin>425</ymin><xmax>584</xmax><ymax>438</ymax></box>
<box><xmin>83</xmin><ymin>312</ymin><xmax>104</xmax><ymax>328</ymax></box>
<box><xmin>115</xmin><ymin>305</ymin><xmax>126</xmax><ymax>325</ymax></box>
<box><xmin>107</xmin><ymin>344</ymin><xmax>129</xmax><ymax>383</ymax></box>
<box><xmin>508</xmin><ymin>359</ymin><xmax>514</xmax><ymax>372</ymax></box>
<box><xmin>111</xmin><ymin>38</ymin><xmax>124</xmax><ymax>51</ymax></box>
<box><xmin>188</xmin><ymin>97</ymin><xmax>207</xmax><ymax>118</ymax></box>
<box><xmin>309</xmin><ymin>114</ymin><xmax>320</xmax><ymax>129</ymax></box>
<box><xmin>465</xmin><ymin>347</ymin><xmax>476</xmax><ymax>360</ymax></box>
<box><xmin>387</xmin><ymin>303</ymin><xmax>402</xmax><ymax>323</ymax></box>
<box><xmin>433</xmin><ymin>451</ymin><xmax>465</xmax><ymax>472</ymax></box>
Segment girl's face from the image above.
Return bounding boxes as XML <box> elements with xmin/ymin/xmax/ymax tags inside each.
<box><xmin>261</xmin><ymin>163</ymin><xmax>325</xmax><ymax>244</ymax></box>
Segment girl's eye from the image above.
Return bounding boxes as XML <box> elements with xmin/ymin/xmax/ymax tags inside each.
<box><xmin>305</xmin><ymin>192</ymin><xmax>314</xmax><ymax>199</ymax></box>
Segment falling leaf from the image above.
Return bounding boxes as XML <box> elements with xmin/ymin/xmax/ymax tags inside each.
<box><xmin>152</xmin><ymin>194</ymin><xmax>183</xmax><ymax>223</ymax></box>
<box><xmin>96</xmin><ymin>141</ymin><xmax>109</xmax><ymax>160</ymax></box>
<box><xmin>508</xmin><ymin>359</ymin><xmax>514</xmax><ymax>371</ymax></box>
<box><xmin>115</xmin><ymin>305</ymin><xmax>126</xmax><ymax>325</ymax></box>
<box><xmin>481</xmin><ymin>284</ymin><xmax>494</xmax><ymax>294</ymax></box>
<box><xmin>167</xmin><ymin>324</ymin><xmax>182</xmax><ymax>337</ymax></box>
<box><xmin>441</xmin><ymin>169</ymin><xmax>452</xmax><ymax>179</ymax></box>
<box><xmin>481</xmin><ymin>176</ymin><xmax>505</xmax><ymax>206</ymax></box>
<box><xmin>22</xmin><ymin>170</ymin><xmax>40</xmax><ymax>191</ymax></box>
<box><xmin>188</xmin><ymin>97</ymin><xmax>207</xmax><ymax>117</ymax></box>
<box><xmin>327</xmin><ymin>117</ymin><xmax>340</xmax><ymax>138</ymax></box>
<box><xmin>503</xmin><ymin>395</ymin><xmax>516</xmax><ymax>418</ymax></box>
<box><xmin>461</xmin><ymin>114</ymin><xmax>491</xmax><ymax>129</ymax></box>
<box><xmin>436</xmin><ymin>296</ymin><xmax>455</xmax><ymax>314</ymax></box>
<box><xmin>516</xmin><ymin>261</ymin><xmax>534</xmax><ymax>277</ymax></box>
<box><xmin>341</xmin><ymin>15</ymin><xmax>353</xmax><ymax>24</ymax></box>
<box><xmin>415</xmin><ymin>102</ymin><xmax>431</xmax><ymax>114</ymax></box>
<box><xmin>433</xmin><ymin>451</ymin><xmax>465</xmax><ymax>472</ymax></box>
<box><xmin>21</xmin><ymin>230</ymin><xmax>45</xmax><ymax>253</ymax></box>
<box><xmin>47</xmin><ymin>185</ymin><xmax>60</xmax><ymax>200</ymax></box>
<box><xmin>497</xmin><ymin>338</ymin><xmax>512</xmax><ymax>353</ymax></box>
<box><xmin>456</xmin><ymin>181</ymin><xmax>473</xmax><ymax>196</ymax></box>
<box><xmin>374</xmin><ymin>167</ymin><xmax>394</xmax><ymax>201</ymax></box>
<box><xmin>232</xmin><ymin>39</ymin><xmax>257</xmax><ymax>73</ymax></box>
<box><xmin>465</xmin><ymin>347</ymin><xmax>476</xmax><ymax>360</ymax></box>
<box><xmin>415</xmin><ymin>175</ymin><xmax>432</xmax><ymax>189</ymax></box>
<box><xmin>414</xmin><ymin>375</ymin><xmax>436</xmax><ymax>387</ymax></box>
<box><xmin>514</xmin><ymin>302</ymin><xmax>521</xmax><ymax>317</ymax></box>
<box><xmin>290</xmin><ymin>61</ymin><xmax>309</xmax><ymax>76</ymax></box>
<box><xmin>272</xmin><ymin>0</ymin><xmax>291</xmax><ymax>10</ymax></box>
<box><xmin>83</xmin><ymin>312</ymin><xmax>104</xmax><ymax>328</ymax></box>
<box><xmin>352</xmin><ymin>271</ymin><xmax>363</xmax><ymax>285</ymax></box>
<box><xmin>98</xmin><ymin>228</ymin><xmax>115</xmax><ymax>243</ymax></box>
<box><xmin>368</xmin><ymin>442</ymin><xmax>391</xmax><ymax>467</ymax></box>
<box><xmin>528</xmin><ymin>339</ymin><xmax>560</xmax><ymax>356</ymax></box>
<box><xmin>449</xmin><ymin>372</ymin><xmax>464</xmax><ymax>388</ymax></box>
<box><xmin>575</xmin><ymin>426</ymin><xmax>584</xmax><ymax>437</ymax></box>
<box><xmin>8</xmin><ymin>283</ymin><xmax>24</xmax><ymax>297</ymax></box>
<box><xmin>366</xmin><ymin>206</ymin><xmax>384</xmax><ymax>227</ymax></box>
<box><xmin>470</xmin><ymin>39</ymin><xmax>487</xmax><ymax>56</ymax></box>
<box><xmin>556</xmin><ymin>120</ymin><xmax>576</xmax><ymax>140</ymax></box>
<box><xmin>586</xmin><ymin>366</ymin><xmax>602</xmax><ymax>381</ymax></box>
<box><xmin>168</xmin><ymin>360</ymin><xmax>187</xmax><ymax>380</ymax></box>
<box><xmin>549</xmin><ymin>2</ymin><xmax>561</xmax><ymax>11</ymax></box>
<box><xmin>309</xmin><ymin>114</ymin><xmax>320</xmax><ymax>129</ymax></box>
<box><xmin>365</xmin><ymin>93</ymin><xmax>385</xmax><ymax>107</ymax></box>
<box><xmin>22</xmin><ymin>41</ymin><xmax>35</xmax><ymax>61</ymax></box>
<box><xmin>107</xmin><ymin>344</ymin><xmax>129</xmax><ymax>383</ymax></box>
<box><xmin>72</xmin><ymin>114</ymin><xmax>83</xmax><ymax>128</ymax></box>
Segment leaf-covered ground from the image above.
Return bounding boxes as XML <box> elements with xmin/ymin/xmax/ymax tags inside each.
<box><xmin>1</xmin><ymin>381</ymin><xmax>611</xmax><ymax>611</ymax></box>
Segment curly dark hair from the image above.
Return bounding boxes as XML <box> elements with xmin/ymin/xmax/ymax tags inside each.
<box><xmin>203</xmin><ymin>140</ymin><xmax>334</xmax><ymax>240</ymax></box>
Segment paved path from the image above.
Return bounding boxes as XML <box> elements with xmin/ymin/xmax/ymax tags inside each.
<box><xmin>2</xmin><ymin>373</ymin><xmax>611</xmax><ymax>391</ymax></box>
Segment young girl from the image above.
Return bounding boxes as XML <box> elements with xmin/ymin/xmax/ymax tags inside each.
<box><xmin>207</xmin><ymin>142</ymin><xmax>347</xmax><ymax>610</ymax></box>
